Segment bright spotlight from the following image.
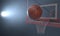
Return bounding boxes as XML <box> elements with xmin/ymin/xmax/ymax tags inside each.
<box><xmin>1</xmin><ymin>11</ymin><xmax>10</xmax><ymax>17</ymax></box>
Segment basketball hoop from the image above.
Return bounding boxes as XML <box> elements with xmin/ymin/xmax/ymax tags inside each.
<box><xmin>27</xmin><ymin>0</ymin><xmax>57</xmax><ymax>35</ymax></box>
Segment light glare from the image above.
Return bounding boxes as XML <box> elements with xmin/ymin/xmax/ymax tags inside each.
<box><xmin>1</xmin><ymin>11</ymin><xmax>10</xmax><ymax>17</ymax></box>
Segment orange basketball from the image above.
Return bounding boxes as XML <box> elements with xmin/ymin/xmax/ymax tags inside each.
<box><xmin>28</xmin><ymin>5</ymin><xmax>42</xmax><ymax>20</ymax></box>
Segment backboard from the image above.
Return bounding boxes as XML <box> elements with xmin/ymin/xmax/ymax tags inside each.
<box><xmin>27</xmin><ymin>3</ymin><xmax>57</xmax><ymax>19</ymax></box>
<box><xmin>40</xmin><ymin>3</ymin><xmax>57</xmax><ymax>19</ymax></box>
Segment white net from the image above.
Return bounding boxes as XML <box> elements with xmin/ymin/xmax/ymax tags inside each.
<box><xmin>36</xmin><ymin>21</ymin><xmax>49</xmax><ymax>34</ymax></box>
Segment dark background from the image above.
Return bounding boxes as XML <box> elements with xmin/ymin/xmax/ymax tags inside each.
<box><xmin>0</xmin><ymin>0</ymin><xmax>60</xmax><ymax>36</ymax></box>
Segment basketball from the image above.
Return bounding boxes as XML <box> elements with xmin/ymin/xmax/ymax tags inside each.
<box><xmin>28</xmin><ymin>5</ymin><xmax>42</xmax><ymax>20</ymax></box>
